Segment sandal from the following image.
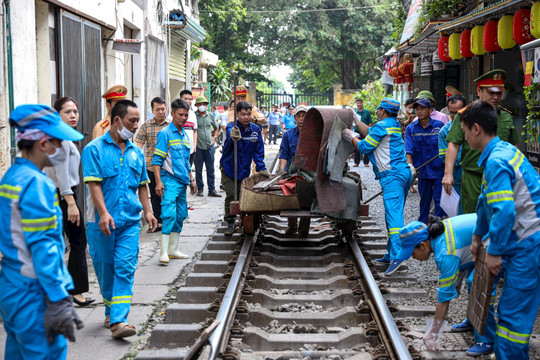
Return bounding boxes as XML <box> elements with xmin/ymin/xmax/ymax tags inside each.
<box><xmin>104</xmin><ymin>316</ymin><xmax>110</xmax><ymax>329</ymax></box>
<box><xmin>111</xmin><ymin>322</ymin><xmax>137</xmax><ymax>339</ymax></box>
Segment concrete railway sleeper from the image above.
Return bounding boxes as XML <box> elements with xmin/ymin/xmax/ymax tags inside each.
<box><xmin>136</xmin><ymin>213</ymin><xmax>494</xmax><ymax>360</ymax></box>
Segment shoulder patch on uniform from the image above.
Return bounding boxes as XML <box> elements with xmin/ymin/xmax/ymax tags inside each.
<box><xmin>100</xmin><ymin>120</ymin><xmax>110</xmax><ymax>128</ymax></box>
<box><xmin>498</xmin><ymin>105</ymin><xmax>513</xmax><ymax>115</ymax></box>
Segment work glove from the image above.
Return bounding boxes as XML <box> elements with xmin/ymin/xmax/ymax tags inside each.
<box><xmin>342</xmin><ymin>129</ymin><xmax>359</xmax><ymax>143</ymax></box>
<box><xmin>352</xmin><ymin>111</ymin><xmax>362</xmax><ymax>127</ymax></box>
<box><xmin>258</xmin><ymin>170</ymin><xmax>272</xmax><ymax>178</ymax></box>
<box><xmin>44</xmin><ymin>296</ymin><xmax>84</xmax><ymax>343</ymax></box>
<box><xmin>230</xmin><ymin>126</ymin><xmax>242</xmax><ymax>142</ymax></box>
<box><xmin>423</xmin><ymin>318</ymin><xmax>447</xmax><ymax>351</ymax></box>
<box><xmin>409</xmin><ymin>163</ymin><xmax>417</xmax><ymax>179</ymax></box>
<box><xmin>276</xmin><ymin>169</ymin><xmax>287</xmax><ymax>176</ymax></box>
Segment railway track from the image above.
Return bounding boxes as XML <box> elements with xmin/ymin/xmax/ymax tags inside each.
<box><xmin>135</xmin><ymin>209</ymin><xmax>487</xmax><ymax>360</ymax></box>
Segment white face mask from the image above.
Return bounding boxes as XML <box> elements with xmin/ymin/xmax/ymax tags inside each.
<box><xmin>47</xmin><ymin>141</ymin><xmax>65</xmax><ymax>166</ymax></box>
<box><xmin>117</xmin><ymin>121</ymin><xmax>134</xmax><ymax>140</ymax></box>
<box><xmin>198</xmin><ymin>105</ymin><xmax>207</xmax><ymax>112</ymax></box>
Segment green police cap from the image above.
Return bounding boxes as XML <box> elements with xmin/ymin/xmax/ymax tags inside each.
<box><xmin>415</xmin><ymin>91</ymin><xmax>435</xmax><ymax>104</ymax></box>
<box><xmin>195</xmin><ymin>96</ymin><xmax>209</xmax><ymax>105</ymax></box>
<box><xmin>474</xmin><ymin>69</ymin><xmax>506</xmax><ymax>92</ymax></box>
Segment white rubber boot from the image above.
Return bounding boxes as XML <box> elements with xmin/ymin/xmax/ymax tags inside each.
<box><xmin>159</xmin><ymin>234</ymin><xmax>170</xmax><ymax>264</ymax></box>
<box><xmin>168</xmin><ymin>232</ymin><xmax>189</xmax><ymax>259</ymax></box>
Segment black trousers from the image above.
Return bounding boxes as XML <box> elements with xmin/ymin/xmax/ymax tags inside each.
<box><xmin>354</xmin><ymin>150</ymin><xmax>370</xmax><ymax>165</ymax></box>
<box><xmin>58</xmin><ymin>186</ymin><xmax>89</xmax><ymax>295</ymax></box>
<box><xmin>147</xmin><ymin>170</ymin><xmax>162</xmax><ymax>223</ymax></box>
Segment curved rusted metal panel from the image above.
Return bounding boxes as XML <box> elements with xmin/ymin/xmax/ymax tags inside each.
<box><xmin>294</xmin><ymin>108</ymin><xmax>355</xmax><ymax>212</ymax></box>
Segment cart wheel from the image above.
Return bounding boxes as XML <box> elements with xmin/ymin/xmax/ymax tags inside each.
<box><xmin>243</xmin><ymin>214</ymin><xmax>256</xmax><ymax>235</ymax></box>
<box><xmin>298</xmin><ymin>218</ymin><xmax>311</xmax><ymax>238</ymax></box>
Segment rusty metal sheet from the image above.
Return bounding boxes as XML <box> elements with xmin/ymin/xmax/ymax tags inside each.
<box><xmin>294</xmin><ymin>108</ymin><xmax>355</xmax><ymax>212</ymax></box>
<box><xmin>467</xmin><ymin>246</ymin><xmax>495</xmax><ymax>336</ymax></box>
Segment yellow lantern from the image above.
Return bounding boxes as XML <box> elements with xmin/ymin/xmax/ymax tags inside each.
<box><xmin>471</xmin><ymin>25</ymin><xmax>487</xmax><ymax>55</ymax></box>
<box><xmin>532</xmin><ymin>2</ymin><xmax>540</xmax><ymax>38</ymax></box>
<box><xmin>449</xmin><ymin>32</ymin><xmax>462</xmax><ymax>60</ymax></box>
<box><xmin>498</xmin><ymin>15</ymin><xmax>516</xmax><ymax>49</ymax></box>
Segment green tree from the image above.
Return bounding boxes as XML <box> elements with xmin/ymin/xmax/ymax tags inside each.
<box><xmin>208</xmin><ymin>60</ymin><xmax>233</xmax><ymax>103</ymax></box>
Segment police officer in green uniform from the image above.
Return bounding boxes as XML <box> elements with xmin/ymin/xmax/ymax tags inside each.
<box><xmin>442</xmin><ymin>69</ymin><xmax>519</xmax><ymax>213</ymax></box>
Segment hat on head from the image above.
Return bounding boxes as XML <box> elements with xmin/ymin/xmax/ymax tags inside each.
<box><xmin>294</xmin><ymin>105</ymin><xmax>309</xmax><ymax>116</ymax></box>
<box><xmin>261</xmin><ymin>105</ymin><xmax>266</xmax><ymax>108</ymax></box>
<box><xmin>415</xmin><ymin>91</ymin><xmax>435</xmax><ymax>104</ymax></box>
<box><xmin>288</xmin><ymin>105</ymin><xmax>295</xmax><ymax>110</ymax></box>
<box><xmin>233</xmin><ymin>86</ymin><xmax>248</xmax><ymax>97</ymax></box>
<box><xmin>474</xmin><ymin>69</ymin><xmax>506</xmax><ymax>92</ymax></box>
<box><xmin>194</xmin><ymin>96</ymin><xmax>209</xmax><ymax>105</ymax></box>
<box><xmin>102</xmin><ymin>85</ymin><xmax>128</xmax><ymax>101</ymax></box>
<box><xmin>396</xmin><ymin>221</ymin><xmax>429</xmax><ymax>261</ymax></box>
<box><xmin>10</xmin><ymin>104</ymin><xmax>84</xmax><ymax>142</ymax></box>
<box><xmin>413</xmin><ymin>98</ymin><xmax>433</xmax><ymax>109</ymax></box>
<box><xmin>376</xmin><ymin>97</ymin><xmax>400</xmax><ymax>115</ymax></box>
<box><xmin>445</xmin><ymin>85</ymin><xmax>463</xmax><ymax>97</ymax></box>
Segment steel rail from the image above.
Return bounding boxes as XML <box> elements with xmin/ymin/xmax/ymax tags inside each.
<box><xmin>347</xmin><ymin>238</ymin><xmax>412</xmax><ymax>360</ymax></box>
<box><xmin>207</xmin><ymin>231</ymin><xmax>258</xmax><ymax>360</ymax></box>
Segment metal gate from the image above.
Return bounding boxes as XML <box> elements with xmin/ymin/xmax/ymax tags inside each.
<box><xmin>256</xmin><ymin>91</ymin><xmax>333</xmax><ymax>108</ymax></box>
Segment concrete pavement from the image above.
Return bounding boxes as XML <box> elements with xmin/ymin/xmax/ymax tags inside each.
<box><xmin>0</xmin><ymin>141</ymin><xmax>280</xmax><ymax>360</ymax></box>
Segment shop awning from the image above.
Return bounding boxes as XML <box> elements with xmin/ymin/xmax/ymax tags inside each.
<box><xmin>435</xmin><ymin>0</ymin><xmax>526</xmax><ymax>32</ymax></box>
<box><xmin>164</xmin><ymin>13</ymin><xmax>206</xmax><ymax>44</ymax></box>
<box><xmin>398</xmin><ymin>20</ymin><xmax>451</xmax><ymax>55</ymax></box>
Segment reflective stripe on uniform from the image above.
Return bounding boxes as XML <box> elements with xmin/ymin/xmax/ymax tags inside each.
<box><xmin>154</xmin><ymin>148</ymin><xmax>167</xmax><ymax>158</ymax></box>
<box><xmin>496</xmin><ymin>325</ymin><xmax>530</xmax><ymax>344</ymax></box>
<box><xmin>364</xmin><ymin>135</ymin><xmax>379</xmax><ymax>146</ymax></box>
<box><xmin>21</xmin><ymin>215</ymin><xmax>57</xmax><ymax>232</ymax></box>
<box><xmin>443</xmin><ymin>219</ymin><xmax>456</xmax><ymax>255</ymax></box>
<box><xmin>0</xmin><ymin>184</ymin><xmax>21</xmax><ymax>199</ymax></box>
<box><xmin>103</xmin><ymin>297</ymin><xmax>111</xmax><ymax>307</ymax></box>
<box><xmin>168</xmin><ymin>139</ymin><xmax>190</xmax><ymax>146</ymax></box>
<box><xmin>140</xmin><ymin>180</ymin><xmax>151</xmax><ymax>185</ymax></box>
<box><xmin>439</xmin><ymin>272</ymin><xmax>458</xmax><ymax>288</ymax></box>
<box><xmin>486</xmin><ymin>190</ymin><xmax>514</xmax><ymax>204</ymax></box>
<box><xmin>84</xmin><ymin>176</ymin><xmax>103</xmax><ymax>183</ymax></box>
<box><xmin>509</xmin><ymin>150</ymin><xmax>525</xmax><ymax>170</ymax></box>
<box><xmin>386</xmin><ymin>127</ymin><xmax>401</xmax><ymax>135</ymax></box>
<box><xmin>111</xmin><ymin>295</ymin><xmax>132</xmax><ymax>304</ymax></box>
<box><xmin>439</xmin><ymin>148</ymin><xmax>447</xmax><ymax>156</ymax></box>
<box><xmin>388</xmin><ymin>227</ymin><xmax>400</xmax><ymax>235</ymax></box>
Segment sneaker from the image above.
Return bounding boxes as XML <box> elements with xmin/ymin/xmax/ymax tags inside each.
<box><xmin>188</xmin><ymin>206</ymin><xmax>194</xmax><ymax>211</ymax></box>
<box><xmin>465</xmin><ymin>343</ymin><xmax>493</xmax><ymax>357</ymax></box>
<box><xmin>374</xmin><ymin>257</ymin><xmax>390</xmax><ymax>264</ymax></box>
<box><xmin>224</xmin><ymin>223</ymin><xmax>235</xmax><ymax>236</ymax></box>
<box><xmin>208</xmin><ymin>190</ymin><xmax>222</xmax><ymax>197</ymax></box>
<box><xmin>384</xmin><ymin>260</ymin><xmax>405</xmax><ymax>275</ymax></box>
<box><xmin>196</xmin><ymin>191</ymin><xmax>204</xmax><ymax>197</ymax></box>
<box><xmin>451</xmin><ymin>318</ymin><xmax>474</xmax><ymax>332</ymax></box>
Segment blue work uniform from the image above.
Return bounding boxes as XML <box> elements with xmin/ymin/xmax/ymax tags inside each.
<box><xmin>220</xmin><ymin>122</ymin><xmax>266</xmax><ymax>181</ymax></box>
<box><xmin>279</xmin><ymin>126</ymin><xmax>300</xmax><ymax>171</ymax></box>
<box><xmin>281</xmin><ymin>113</ymin><xmax>296</xmax><ymax>130</ymax></box>
<box><xmin>405</xmin><ymin>118</ymin><xmax>446</xmax><ymax>224</ymax></box>
<box><xmin>438</xmin><ymin>121</ymin><xmax>463</xmax><ymax>214</ymax></box>
<box><xmin>357</xmin><ymin>116</ymin><xmax>412</xmax><ymax>260</ymax></box>
<box><xmin>82</xmin><ymin>131</ymin><xmax>150</xmax><ymax>326</ymax></box>
<box><xmin>0</xmin><ymin>158</ymin><xmax>73</xmax><ymax>360</ymax></box>
<box><xmin>431</xmin><ymin>214</ymin><xmax>496</xmax><ymax>345</ymax></box>
<box><xmin>474</xmin><ymin>137</ymin><xmax>540</xmax><ymax>360</ymax></box>
<box><xmin>152</xmin><ymin>122</ymin><xmax>191</xmax><ymax>235</ymax></box>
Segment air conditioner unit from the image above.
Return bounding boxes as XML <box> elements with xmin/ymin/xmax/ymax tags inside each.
<box><xmin>198</xmin><ymin>68</ymin><xmax>207</xmax><ymax>82</ymax></box>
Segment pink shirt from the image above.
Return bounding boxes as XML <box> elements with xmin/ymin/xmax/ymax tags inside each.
<box><xmin>413</xmin><ymin>108</ymin><xmax>450</xmax><ymax>125</ymax></box>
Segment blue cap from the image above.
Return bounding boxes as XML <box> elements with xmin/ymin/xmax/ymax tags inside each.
<box><xmin>376</xmin><ymin>97</ymin><xmax>400</xmax><ymax>114</ymax></box>
<box><xmin>396</xmin><ymin>221</ymin><xmax>429</xmax><ymax>261</ymax></box>
<box><xmin>10</xmin><ymin>104</ymin><xmax>84</xmax><ymax>141</ymax></box>
<box><xmin>413</xmin><ymin>98</ymin><xmax>432</xmax><ymax>109</ymax></box>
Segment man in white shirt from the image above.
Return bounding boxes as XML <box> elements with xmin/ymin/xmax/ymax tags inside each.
<box><xmin>179</xmin><ymin>90</ymin><xmax>198</xmax><ymax>166</ymax></box>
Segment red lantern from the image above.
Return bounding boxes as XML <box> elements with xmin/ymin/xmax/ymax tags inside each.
<box><xmin>460</xmin><ymin>28</ymin><xmax>474</xmax><ymax>58</ymax></box>
<box><xmin>438</xmin><ymin>36</ymin><xmax>451</xmax><ymax>62</ymax></box>
<box><xmin>483</xmin><ymin>19</ymin><xmax>501</xmax><ymax>53</ymax></box>
<box><xmin>514</xmin><ymin>8</ymin><xmax>535</xmax><ymax>45</ymax></box>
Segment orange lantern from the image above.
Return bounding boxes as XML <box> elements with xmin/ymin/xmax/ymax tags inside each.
<box><xmin>471</xmin><ymin>25</ymin><xmax>487</xmax><ymax>55</ymax></box>
<box><xmin>498</xmin><ymin>15</ymin><xmax>516</xmax><ymax>49</ymax></box>
<box><xmin>438</xmin><ymin>36</ymin><xmax>451</xmax><ymax>62</ymax></box>
<box><xmin>449</xmin><ymin>33</ymin><xmax>462</xmax><ymax>60</ymax></box>
<box><xmin>514</xmin><ymin>8</ymin><xmax>534</xmax><ymax>45</ymax></box>
<box><xmin>460</xmin><ymin>29</ymin><xmax>474</xmax><ymax>58</ymax></box>
<box><xmin>531</xmin><ymin>2</ymin><xmax>540</xmax><ymax>38</ymax></box>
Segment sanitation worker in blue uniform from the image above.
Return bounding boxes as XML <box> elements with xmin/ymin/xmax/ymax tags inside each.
<box><xmin>405</xmin><ymin>98</ymin><xmax>446</xmax><ymax>224</ymax></box>
<box><xmin>82</xmin><ymin>100</ymin><xmax>157</xmax><ymax>339</ymax></box>
<box><xmin>397</xmin><ymin>215</ymin><xmax>496</xmax><ymax>356</ymax></box>
<box><xmin>279</xmin><ymin>105</ymin><xmax>308</xmax><ymax>234</ymax></box>
<box><xmin>220</xmin><ymin>101</ymin><xmax>270</xmax><ymax>235</ymax></box>
<box><xmin>461</xmin><ymin>100</ymin><xmax>540</xmax><ymax>360</ymax></box>
<box><xmin>153</xmin><ymin>99</ymin><xmax>197</xmax><ymax>264</ymax></box>
<box><xmin>342</xmin><ymin>97</ymin><xmax>413</xmax><ymax>275</ymax></box>
<box><xmin>0</xmin><ymin>104</ymin><xmax>84</xmax><ymax>359</ymax></box>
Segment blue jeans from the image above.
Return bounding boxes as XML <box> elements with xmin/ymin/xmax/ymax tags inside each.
<box><xmin>195</xmin><ymin>146</ymin><xmax>216</xmax><ymax>193</ymax></box>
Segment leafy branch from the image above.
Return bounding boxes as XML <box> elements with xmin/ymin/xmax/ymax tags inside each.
<box><xmin>523</xmin><ymin>83</ymin><xmax>540</xmax><ymax>143</ymax></box>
